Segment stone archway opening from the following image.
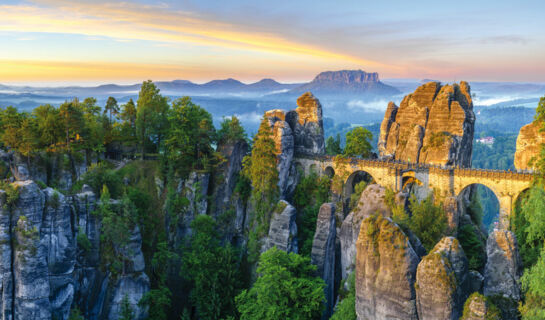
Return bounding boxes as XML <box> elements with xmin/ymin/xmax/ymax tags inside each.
<box><xmin>324</xmin><ymin>166</ymin><xmax>335</xmax><ymax>178</ymax></box>
<box><xmin>458</xmin><ymin>184</ymin><xmax>500</xmax><ymax>233</ymax></box>
<box><xmin>343</xmin><ymin>170</ymin><xmax>375</xmax><ymax>213</ymax></box>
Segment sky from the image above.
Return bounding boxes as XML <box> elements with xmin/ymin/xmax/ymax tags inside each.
<box><xmin>1</xmin><ymin>0</ymin><xmax>545</xmax><ymax>85</ymax></box>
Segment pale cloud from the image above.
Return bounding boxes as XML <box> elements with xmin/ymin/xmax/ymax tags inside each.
<box><xmin>0</xmin><ymin>1</ymin><xmax>391</xmax><ymax>70</ymax></box>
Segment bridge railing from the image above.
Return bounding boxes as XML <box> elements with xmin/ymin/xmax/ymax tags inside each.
<box><xmin>294</xmin><ymin>153</ymin><xmax>536</xmax><ymax>179</ymax></box>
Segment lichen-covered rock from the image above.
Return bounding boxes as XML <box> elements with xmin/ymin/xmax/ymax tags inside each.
<box><xmin>211</xmin><ymin>140</ymin><xmax>249</xmax><ymax>241</ymax></box>
<box><xmin>340</xmin><ymin>184</ymin><xmax>403</xmax><ymax>279</ymax></box>
<box><xmin>265</xmin><ymin>111</ymin><xmax>296</xmax><ymax>199</ymax></box>
<box><xmin>514</xmin><ymin>120</ymin><xmax>545</xmax><ymax>170</ymax></box>
<box><xmin>378</xmin><ymin>81</ymin><xmax>475</xmax><ymax>166</ymax></box>
<box><xmin>461</xmin><ymin>293</ymin><xmax>501</xmax><ymax>320</ymax></box>
<box><xmin>311</xmin><ymin>203</ymin><xmax>336</xmax><ymax>319</ymax></box>
<box><xmin>484</xmin><ymin>229</ymin><xmax>521</xmax><ymax>300</ymax></box>
<box><xmin>355</xmin><ymin>215</ymin><xmax>419</xmax><ymax>320</ymax></box>
<box><xmin>416</xmin><ymin>237</ymin><xmax>469</xmax><ymax>320</ymax></box>
<box><xmin>286</xmin><ymin>92</ymin><xmax>325</xmax><ymax>156</ymax></box>
<box><xmin>263</xmin><ymin>200</ymin><xmax>298</xmax><ymax>253</ymax></box>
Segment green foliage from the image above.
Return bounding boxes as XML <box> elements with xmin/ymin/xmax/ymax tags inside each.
<box><xmin>520</xmin><ymin>247</ymin><xmax>545</xmax><ymax>319</ymax></box>
<box><xmin>182</xmin><ymin>215</ymin><xmax>241</xmax><ymax>320</ymax></box>
<box><xmin>458</xmin><ymin>224</ymin><xmax>485</xmax><ymax>270</ymax></box>
<box><xmin>513</xmin><ymin>185</ymin><xmax>545</xmax><ymax>268</ymax></box>
<box><xmin>68</xmin><ymin>307</ymin><xmax>85</xmax><ymax>320</ymax></box>
<box><xmin>467</xmin><ymin>190</ymin><xmax>483</xmax><ymax>226</ymax></box>
<box><xmin>461</xmin><ymin>292</ymin><xmax>501</xmax><ymax>320</ymax></box>
<box><xmin>343</xmin><ymin>127</ymin><xmax>372</xmax><ymax>158</ymax></box>
<box><xmin>76</xmin><ymin>227</ymin><xmax>92</xmax><ymax>253</ymax></box>
<box><xmin>331</xmin><ymin>273</ymin><xmax>356</xmax><ymax>320</ymax></box>
<box><xmin>293</xmin><ymin>172</ymin><xmax>331</xmax><ymax>257</ymax></box>
<box><xmin>235</xmin><ymin>247</ymin><xmax>325</xmax><ymax>320</ymax></box>
<box><xmin>136</xmin><ymin>80</ymin><xmax>170</xmax><ymax>158</ymax></box>
<box><xmin>139</xmin><ymin>286</ymin><xmax>172</xmax><ymax>320</ymax></box>
<box><xmin>119</xmin><ymin>294</ymin><xmax>134</xmax><ymax>320</ymax></box>
<box><xmin>94</xmin><ymin>186</ymin><xmax>136</xmax><ymax>277</ymax></box>
<box><xmin>79</xmin><ymin>162</ymin><xmax>123</xmax><ymax>198</ymax></box>
<box><xmin>165</xmin><ymin>97</ymin><xmax>217</xmax><ymax>177</ymax></box>
<box><xmin>325</xmin><ymin>134</ymin><xmax>342</xmax><ymax>155</ymax></box>
<box><xmin>217</xmin><ymin>116</ymin><xmax>247</xmax><ymax>145</ymax></box>
<box><xmin>349</xmin><ymin>180</ymin><xmax>369</xmax><ymax>210</ymax></box>
<box><xmin>393</xmin><ymin>194</ymin><xmax>447</xmax><ymax>251</ymax></box>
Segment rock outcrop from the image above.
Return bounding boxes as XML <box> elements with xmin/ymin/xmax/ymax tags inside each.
<box><xmin>460</xmin><ymin>293</ymin><xmax>501</xmax><ymax>320</ymax></box>
<box><xmin>514</xmin><ymin>120</ymin><xmax>545</xmax><ymax>170</ymax></box>
<box><xmin>263</xmin><ymin>200</ymin><xmax>298</xmax><ymax>253</ymax></box>
<box><xmin>483</xmin><ymin>229</ymin><xmax>521</xmax><ymax>300</ymax></box>
<box><xmin>311</xmin><ymin>203</ymin><xmax>336</xmax><ymax>319</ymax></box>
<box><xmin>0</xmin><ymin>180</ymin><xmax>149</xmax><ymax>320</ymax></box>
<box><xmin>355</xmin><ymin>215</ymin><xmax>419</xmax><ymax>320</ymax></box>
<box><xmin>286</xmin><ymin>92</ymin><xmax>325</xmax><ymax>156</ymax></box>
<box><xmin>378</xmin><ymin>81</ymin><xmax>475</xmax><ymax>167</ymax></box>
<box><xmin>416</xmin><ymin>237</ymin><xmax>469</xmax><ymax>320</ymax></box>
<box><xmin>340</xmin><ymin>184</ymin><xmax>405</xmax><ymax>279</ymax></box>
<box><xmin>264</xmin><ymin>92</ymin><xmax>325</xmax><ymax>198</ymax></box>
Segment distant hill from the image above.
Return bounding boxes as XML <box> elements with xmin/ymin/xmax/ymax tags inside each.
<box><xmin>288</xmin><ymin>70</ymin><xmax>400</xmax><ymax>97</ymax></box>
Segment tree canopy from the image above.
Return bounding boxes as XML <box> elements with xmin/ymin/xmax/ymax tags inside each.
<box><xmin>343</xmin><ymin>127</ymin><xmax>372</xmax><ymax>158</ymax></box>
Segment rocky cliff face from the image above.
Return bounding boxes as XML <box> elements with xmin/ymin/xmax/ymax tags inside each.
<box><xmin>263</xmin><ymin>200</ymin><xmax>298</xmax><ymax>253</ymax></box>
<box><xmin>378</xmin><ymin>81</ymin><xmax>475</xmax><ymax>166</ymax></box>
<box><xmin>484</xmin><ymin>229</ymin><xmax>521</xmax><ymax>300</ymax></box>
<box><xmin>264</xmin><ymin>93</ymin><xmax>325</xmax><ymax>199</ymax></box>
<box><xmin>0</xmin><ymin>181</ymin><xmax>149</xmax><ymax>320</ymax></box>
<box><xmin>416</xmin><ymin>237</ymin><xmax>469</xmax><ymax>320</ymax></box>
<box><xmin>514</xmin><ymin>120</ymin><xmax>545</xmax><ymax>170</ymax></box>
<box><xmin>310</xmin><ymin>203</ymin><xmax>336</xmax><ymax>319</ymax></box>
<box><xmin>355</xmin><ymin>215</ymin><xmax>420</xmax><ymax>320</ymax></box>
<box><xmin>340</xmin><ymin>184</ymin><xmax>406</xmax><ymax>279</ymax></box>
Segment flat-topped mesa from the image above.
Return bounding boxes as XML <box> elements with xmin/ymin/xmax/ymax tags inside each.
<box><xmin>378</xmin><ymin>81</ymin><xmax>475</xmax><ymax>167</ymax></box>
<box><xmin>514</xmin><ymin>120</ymin><xmax>545</xmax><ymax>170</ymax></box>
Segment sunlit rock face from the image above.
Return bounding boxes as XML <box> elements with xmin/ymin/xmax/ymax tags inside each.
<box><xmin>286</xmin><ymin>92</ymin><xmax>326</xmax><ymax>156</ymax></box>
<box><xmin>514</xmin><ymin>120</ymin><xmax>545</xmax><ymax>170</ymax></box>
<box><xmin>355</xmin><ymin>215</ymin><xmax>420</xmax><ymax>320</ymax></box>
<box><xmin>378</xmin><ymin>81</ymin><xmax>475</xmax><ymax>167</ymax></box>
<box><xmin>416</xmin><ymin>237</ymin><xmax>470</xmax><ymax>320</ymax></box>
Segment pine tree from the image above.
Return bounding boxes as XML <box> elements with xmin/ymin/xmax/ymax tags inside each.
<box><xmin>119</xmin><ymin>294</ymin><xmax>134</xmax><ymax>320</ymax></box>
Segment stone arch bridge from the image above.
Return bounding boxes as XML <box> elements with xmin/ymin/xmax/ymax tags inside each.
<box><xmin>294</xmin><ymin>155</ymin><xmax>534</xmax><ymax>227</ymax></box>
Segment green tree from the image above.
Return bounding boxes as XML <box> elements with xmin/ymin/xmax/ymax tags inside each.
<box><xmin>217</xmin><ymin>116</ymin><xmax>247</xmax><ymax>145</ymax></box>
<box><xmin>331</xmin><ymin>273</ymin><xmax>356</xmax><ymax>320</ymax></box>
<box><xmin>520</xmin><ymin>247</ymin><xmax>545</xmax><ymax>319</ymax></box>
<box><xmin>183</xmin><ymin>215</ymin><xmax>240</xmax><ymax>320</ymax></box>
<box><xmin>343</xmin><ymin>127</ymin><xmax>372</xmax><ymax>158</ymax></box>
<box><xmin>513</xmin><ymin>184</ymin><xmax>545</xmax><ymax>267</ymax></box>
<box><xmin>326</xmin><ymin>134</ymin><xmax>343</xmax><ymax>155</ymax></box>
<box><xmin>33</xmin><ymin>104</ymin><xmax>63</xmax><ymax>150</ymax></box>
<box><xmin>59</xmin><ymin>99</ymin><xmax>84</xmax><ymax>149</ymax></box>
<box><xmin>393</xmin><ymin>193</ymin><xmax>447</xmax><ymax>251</ymax></box>
<box><xmin>119</xmin><ymin>294</ymin><xmax>134</xmax><ymax>320</ymax></box>
<box><xmin>0</xmin><ymin>106</ymin><xmax>24</xmax><ymax>150</ymax></box>
<box><xmin>165</xmin><ymin>97</ymin><xmax>216</xmax><ymax>176</ymax></box>
<box><xmin>235</xmin><ymin>247</ymin><xmax>325</xmax><ymax>320</ymax></box>
<box><xmin>104</xmin><ymin>96</ymin><xmax>119</xmax><ymax>124</ymax></box>
<box><xmin>136</xmin><ymin>80</ymin><xmax>169</xmax><ymax>159</ymax></box>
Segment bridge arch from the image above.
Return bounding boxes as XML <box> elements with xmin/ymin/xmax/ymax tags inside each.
<box><xmin>343</xmin><ymin>170</ymin><xmax>376</xmax><ymax>212</ymax></box>
<box><xmin>457</xmin><ymin>183</ymin><xmax>501</xmax><ymax>231</ymax></box>
<box><xmin>324</xmin><ymin>166</ymin><xmax>335</xmax><ymax>178</ymax></box>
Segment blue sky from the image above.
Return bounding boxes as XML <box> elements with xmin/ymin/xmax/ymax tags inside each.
<box><xmin>1</xmin><ymin>0</ymin><xmax>544</xmax><ymax>84</ymax></box>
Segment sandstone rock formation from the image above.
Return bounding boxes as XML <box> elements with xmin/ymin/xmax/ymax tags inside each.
<box><xmin>264</xmin><ymin>92</ymin><xmax>325</xmax><ymax>198</ymax></box>
<box><xmin>0</xmin><ymin>180</ymin><xmax>149</xmax><ymax>320</ymax></box>
<box><xmin>211</xmin><ymin>140</ymin><xmax>249</xmax><ymax>242</ymax></box>
<box><xmin>514</xmin><ymin>120</ymin><xmax>545</xmax><ymax>170</ymax></box>
<box><xmin>263</xmin><ymin>200</ymin><xmax>298</xmax><ymax>253</ymax></box>
<box><xmin>310</xmin><ymin>203</ymin><xmax>336</xmax><ymax>319</ymax></box>
<box><xmin>484</xmin><ymin>229</ymin><xmax>521</xmax><ymax>300</ymax></box>
<box><xmin>416</xmin><ymin>237</ymin><xmax>469</xmax><ymax>320</ymax></box>
<box><xmin>340</xmin><ymin>184</ymin><xmax>406</xmax><ymax>279</ymax></box>
<box><xmin>460</xmin><ymin>293</ymin><xmax>501</xmax><ymax>320</ymax></box>
<box><xmin>355</xmin><ymin>215</ymin><xmax>419</xmax><ymax>320</ymax></box>
<box><xmin>378</xmin><ymin>81</ymin><xmax>475</xmax><ymax>167</ymax></box>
